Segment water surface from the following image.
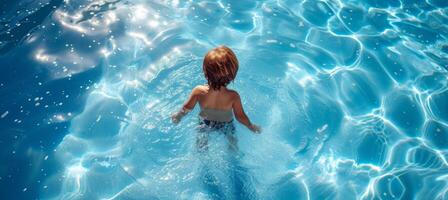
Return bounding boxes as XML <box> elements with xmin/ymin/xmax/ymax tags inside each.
<box><xmin>1</xmin><ymin>0</ymin><xmax>448</xmax><ymax>199</ymax></box>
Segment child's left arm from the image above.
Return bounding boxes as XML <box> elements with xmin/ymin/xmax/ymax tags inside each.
<box><xmin>171</xmin><ymin>86</ymin><xmax>200</xmax><ymax>123</ymax></box>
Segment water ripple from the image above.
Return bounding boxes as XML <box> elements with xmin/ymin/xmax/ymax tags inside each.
<box><xmin>1</xmin><ymin>0</ymin><xmax>448</xmax><ymax>199</ymax></box>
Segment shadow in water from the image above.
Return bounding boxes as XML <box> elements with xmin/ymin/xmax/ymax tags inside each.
<box><xmin>199</xmin><ymin>150</ymin><xmax>258</xmax><ymax>200</ymax></box>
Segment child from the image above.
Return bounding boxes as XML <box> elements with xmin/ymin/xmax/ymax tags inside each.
<box><xmin>172</xmin><ymin>46</ymin><xmax>261</xmax><ymax>150</ymax></box>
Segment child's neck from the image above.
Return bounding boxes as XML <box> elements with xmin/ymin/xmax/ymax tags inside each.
<box><xmin>208</xmin><ymin>85</ymin><xmax>226</xmax><ymax>92</ymax></box>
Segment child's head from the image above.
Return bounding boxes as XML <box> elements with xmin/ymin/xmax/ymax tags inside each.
<box><xmin>203</xmin><ymin>46</ymin><xmax>239</xmax><ymax>90</ymax></box>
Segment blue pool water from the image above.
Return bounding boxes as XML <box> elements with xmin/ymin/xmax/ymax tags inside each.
<box><xmin>1</xmin><ymin>0</ymin><xmax>448</xmax><ymax>199</ymax></box>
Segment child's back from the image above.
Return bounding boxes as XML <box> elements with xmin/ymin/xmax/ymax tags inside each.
<box><xmin>172</xmin><ymin>46</ymin><xmax>260</xmax><ymax>150</ymax></box>
<box><xmin>196</xmin><ymin>85</ymin><xmax>235</xmax><ymax>122</ymax></box>
<box><xmin>196</xmin><ymin>85</ymin><xmax>233</xmax><ymax>110</ymax></box>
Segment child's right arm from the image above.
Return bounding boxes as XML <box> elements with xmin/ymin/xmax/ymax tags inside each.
<box><xmin>232</xmin><ymin>93</ymin><xmax>261</xmax><ymax>133</ymax></box>
<box><xmin>171</xmin><ymin>86</ymin><xmax>201</xmax><ymax>124</ymax></box>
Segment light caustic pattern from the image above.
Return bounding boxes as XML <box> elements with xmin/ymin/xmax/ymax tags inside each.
<box><xmin>12</xmin><ymin>0</ymin><xmax>448</xmax><ymax>199</ymax></box>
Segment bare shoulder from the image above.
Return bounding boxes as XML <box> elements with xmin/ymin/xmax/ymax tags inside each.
<box><xmin>192</xmin><ymin>85</ymin><xmax>209</xmax><ymax>95</ymax></box>
<box><xmin>225</xmin><ymin>89</ymin><xmax>240</xmax><ymax>100</ymax></box>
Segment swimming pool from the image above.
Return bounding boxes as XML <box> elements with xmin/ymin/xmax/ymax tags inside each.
<box><xmin>1</xmin><ymin>0</ymin><xmax>448</xmax><ymax>199</ymax></box>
